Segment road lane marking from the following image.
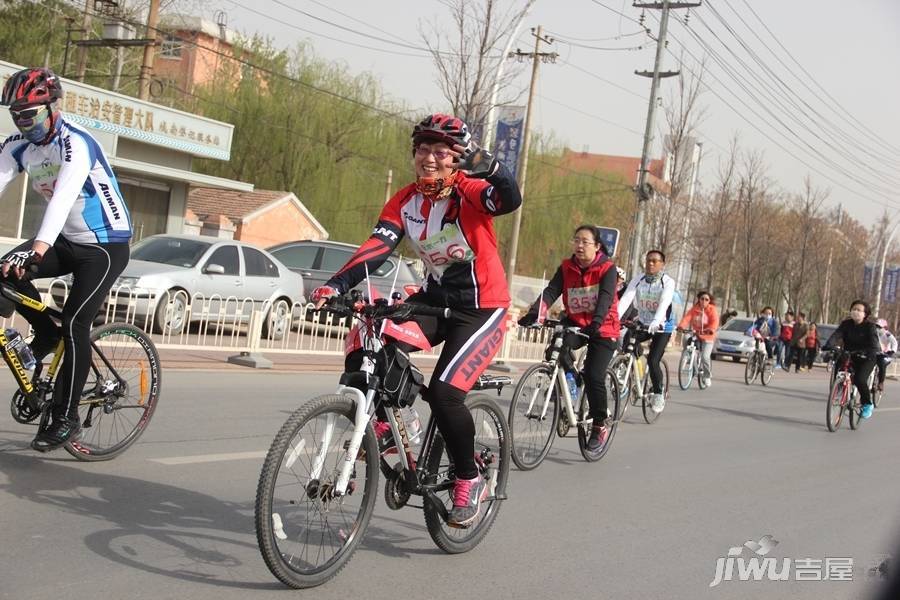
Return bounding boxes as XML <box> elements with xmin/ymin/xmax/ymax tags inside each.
<box><xmin>149</xmin><ymin>451</ymin><xmax>267</xmax><ymax>465</ymax></box>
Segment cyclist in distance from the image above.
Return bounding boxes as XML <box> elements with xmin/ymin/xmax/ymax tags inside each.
<box><xmin>677</xmin><ymin>290</ymin><xmax>719</xmax><ymax>388</ymax></box>
<box><xmin>518</xmin><ymin>225</ymin><xmax>621</xmax><ymax>452</ymax></box>
<box><xmin>823</xmin><ymin>300</ymin><xmax>881</xmax><ymax>419</ymax></box>
<box><xmin>617</xmin><ymin>250</ymin><xmax>675</xmax><ymax>413</ymax></box>
<box><xmin>310</xmin><ymin>113</ymin><xmax>521</xmax><ymax>527</ymax></box>
<box><xmin>0</xmin><ymin>68</ymin><xmax>132</xmax><ymax>451</ymax></box>
<box><xmin>875</xmin><ymin>318</ymin><xmax>897</xmax><ymax>393</ymax></box>
<box><xmin>747</xmin><ymin>306</ymin><xmax>779</xmax><ymax>362</ymax></box>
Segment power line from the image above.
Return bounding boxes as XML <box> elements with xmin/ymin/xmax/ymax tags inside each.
<box><xmin>733</xmin><ymin>0</ymin><xmax>900</xmax><ymax>157</ymax></box>
<box><xmin>561</xmin><ymin>60</ymin><xmax>646</xmax><ymax>99</ymax></box>
<box><xmin>545</xmin><ymin>28</ymin><xmax>647</xmax><ymax>42</ymax></box>
<box><xmin>539</xmin><ymin>95</ymin><xmax>644</xmax><ymax>135</ymax></box>
<box><xmin>697</xmin><ymin>3</ymin><xmax>900</xmax><ymax>180</ymax></box>
<box><xmin>649</xmin><ymin>12</ymin><xmax>900</xmax><ymax>212</ymax></box>
<box><xmin>669</xmin><ymin>11</ymin><xmax>898</xmax><ymax>198</ymax></box>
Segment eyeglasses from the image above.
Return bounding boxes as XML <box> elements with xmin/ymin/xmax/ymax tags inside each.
<box><xmin>571</xmin><ymin>238</ymin><xmax>597</xmax><ymax>246</ymax></box>
<box><xmin>414</xmin><ymin>146</ymin><xmax>452</xmax><ymax>160</ymax></box>
<box><xmin>645</xmin><ymin>257</ymin><xmax>663</xmax><ymax>263</ymax></box>
<box><xmin>10</xmin><ymin>105</ymin><xmax>48</xmax><ymax>129</ymax></box>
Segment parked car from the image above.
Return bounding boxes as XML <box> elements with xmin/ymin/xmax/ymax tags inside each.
<box><xmin>49</xmin><ymin>234</ymin><xmax>304</xmax><ymax>339</ymax></box>
<box><xmin>267</xmin><ymin>239</ymin><xmax>422</xmax><ymax>301</ymax></box>
<box><xmin>711</xmin><ymin>317</ymin><xmax>756</xmax><ymax>362</ymax></box>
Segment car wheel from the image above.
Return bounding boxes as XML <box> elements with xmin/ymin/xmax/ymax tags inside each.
<box><xmin>153</xmin><ymin>289</ymin><xmax>188</xmax><ymax>334</ymax></box>
<box><xmin>262</xmin><ymin>298</ymin><xmax>292</xmax><ymax>341</ymax></box>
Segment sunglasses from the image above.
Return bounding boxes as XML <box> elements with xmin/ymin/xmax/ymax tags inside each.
<box><xmin>10</xmin><ymin>105</ymin><xmax>48</xmax><ymax>129</ymax></box>
<box><xmin>414</xmin><ymin>146</ymin><xmax>452</xmax><ymax>160</ymax></box>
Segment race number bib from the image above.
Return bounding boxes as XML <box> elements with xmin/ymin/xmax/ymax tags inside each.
<box><xmin>418</xmin><ymin>223</ymin><xmax>475</xmax><ymax>279</ymax></box>
<box><xmin>566</xmin><ymin>284</ymin><xmax>598</xmax><ymax>315</ymax></box>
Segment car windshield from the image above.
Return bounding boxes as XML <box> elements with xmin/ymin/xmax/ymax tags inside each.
<box><xmin>723</xmin><ymin>318</ymin><xmax>753</xmax><ymax>333</ymax></box>
<box><xmin>131</xmin><ymin>237</ymin><xmax>211</xmax><ymax>268</ymax></box>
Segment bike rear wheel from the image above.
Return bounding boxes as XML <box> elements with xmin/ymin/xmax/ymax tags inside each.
<box><xmin>641</xmin><ymin>359</ymin><xmax>668</xmax><ymax>425</ymax></box>
<box><xmin>677</xmin><ymin>347</ymin><xmax>695</xmax><ymax>390</ymax></box>
<box><xmin>424</xmin><ymin>393</ymin><xmax>509</xmax><ymax>554</ymax></box>
<box><xmin>255</xmin><ymin>394</ymin><xmax>378</xmax><ymax>589</ymax></box>
<box><xmin>577</xmin><ymin>371</ymin><xmax>619</xmax><ymax>462</ymax></box>
<box><xmin>508</xmin><ymin>363</ymin><xmax>558</xmax><ymax>471</ymax></box>
<box><xmin>744</xmin><ymin>354</ymin><xmax>759</xmax><ymax>385</ymax></box>
<box><xmin>826</xmin><ymin>378</ymin><xmax>846</xmax><ymax>432</ymax></box>
<box><xmin>849</xmin><ymin>388</ymin><xmax>860</xmax><ymax>430</ymax></box>
<box><xmin>65</xmin><ymin>323</ymin><xmax>161</xmax><ymax>461</ymax></box>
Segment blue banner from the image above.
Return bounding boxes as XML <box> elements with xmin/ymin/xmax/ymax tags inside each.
<box><xmin>886</xmin><ymin>267</ymin><xmax>899</xmax><ymax>304</ymax></box>
<box><xmin>493</xmin><ymin>107</ymin><xmax>524</xmax><ymax>180</ymax></box>
<box><xmin>596</xmin><ymin>226</ymin><xmax>621</xmax><ymax>257</ymax></box>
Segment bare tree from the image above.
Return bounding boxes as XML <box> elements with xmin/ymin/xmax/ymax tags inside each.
<box><xmin>419</xmin><ymin>0</ymin><xmax>533</xmax><ymax>135</ymax></box>
<box><xmin>737</xmin><ymin>149</ymin><xmax>770</xmax><ymax>314</ymax></box>
<box><xmin>785</xmin><ymin>176</ymin><xmax>828</xmax><ymax>312</ymax></box>
<box><xmin>648</xmin><ymin>57</ymin><xmax>707</xmax><ymax>256</ymax></box>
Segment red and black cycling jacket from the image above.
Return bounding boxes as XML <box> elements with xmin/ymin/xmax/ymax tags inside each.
<box><xmin>325</xmin><ymin>162</ymin><xmax>522</xmax><ymax>309</ymax></box>
<box><xmin>524</xmin><ymin>253</ymin><xmax>620</xmax><ymax>339</ymax></box>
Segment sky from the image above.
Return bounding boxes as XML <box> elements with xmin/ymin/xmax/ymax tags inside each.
<box><xmin>196</xmin><ymin>0</ymin><xmax>900</xmax><ymax>227</ymax></box>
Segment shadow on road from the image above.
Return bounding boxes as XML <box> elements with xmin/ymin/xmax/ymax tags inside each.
<box><xmin>0</xmin><ymin>450</ymin><xmax>445</xmax><ymax>590</ymax></box>
<box><xmin>669</xmin><ymin>399</ymin><xmax>823</xmax><ymax>431</ymax></box>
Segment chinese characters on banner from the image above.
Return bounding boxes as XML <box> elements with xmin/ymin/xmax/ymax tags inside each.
<box><xmin>595</xmin><ymin>226</ymin><xmax>620</xmax><ymax>257</ymax></box>
<box><xmin>863</xmin><ymin>264</ymin><xmax>899</xmax><ymax>303</ymax></box>
<box><xmin>493</xmin><ymin>106</ymin><xmax>524</xmax><ymax>180</ymax></box>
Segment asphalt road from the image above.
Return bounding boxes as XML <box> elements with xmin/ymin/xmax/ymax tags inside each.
<box><xmin>1</xmin><ymin>360</ymin><xmax>898</xmax><ymax>600</ymax></box>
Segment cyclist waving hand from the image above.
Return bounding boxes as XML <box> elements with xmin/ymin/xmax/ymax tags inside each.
<box><xmin>311</xmin><ymin>114</ymin><xmax>521</xmax><ymax>527</ymax></box>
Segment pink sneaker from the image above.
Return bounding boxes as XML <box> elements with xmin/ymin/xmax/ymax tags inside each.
<box><xmin>448</xmin><ymin>474</ymin><xmax>488</xmax><ymax>528</ymax></box>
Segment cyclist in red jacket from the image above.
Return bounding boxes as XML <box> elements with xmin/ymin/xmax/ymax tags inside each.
<box><xmin>519</xmin><ymin>225</ymin><xmax>620</xmax><ymax>452</ymax></box>
<box><xmin>311</xmin><ymin>113</ymin><xmax>521</xmax><ymax>527</ymax></box>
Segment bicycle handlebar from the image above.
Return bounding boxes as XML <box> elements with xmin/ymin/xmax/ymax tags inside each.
<box><xmin>318</xmin><ymin>294</ymin><xmax>452</xmax><ymax>321</ymax></box>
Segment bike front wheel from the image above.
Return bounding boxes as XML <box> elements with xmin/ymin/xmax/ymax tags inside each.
<box><xmin>744</xmin><ymin>354</ymin><xmax>759</xmax><ymax>385</ymax></box>
<box><xmin>677</xmin><ymin>347</ymin><xmax>695</xmax><ymax>390</ymax></box>
<box><xmin>608</xmin><ymin>355</ymin><xmax>632</xmax><ymax>420</ymax></box>
<box><xmin>424</xmin><ymin>393</ymin><xmax>510</xmax><ymax>554</ymax></box>
<box><xmin>65</xmin><ymin>323</ymin><xmax>162</xmax><ymax>461</ymax></box>
<box><xmin>255</xmin><ymin>394</ymin><xmax>379</xmax><ymax>589</ymax></box>
<box><xmin>760</xmin><ymin>358</ymin><xmax>775</xmax><ymax>386</ymax></box>
<box><xmin>577</xmin><ymin>371</ymin><xmax>620</xmax><ymax>462</ymax></box>
<box><xmin>508</xmin><ymin>363</ymin><xmax>558</xmax><ymax>471</ymax></box>
<box><xmin>826</xmin><ymin>379</ymin><xmax>846</xmax><ymax>432</ymax></box>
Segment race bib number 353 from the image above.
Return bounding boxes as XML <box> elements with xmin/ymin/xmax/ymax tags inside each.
<box><xmin>567</xmin><ymin>284</ymin><xmax>598</xmax><ymax>314</ymax></box>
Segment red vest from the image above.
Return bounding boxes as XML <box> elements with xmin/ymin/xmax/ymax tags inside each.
<box><xmin>560</xmin><ymin>255</ymin><xmax>620</xmax><ymax>339</ymax></box>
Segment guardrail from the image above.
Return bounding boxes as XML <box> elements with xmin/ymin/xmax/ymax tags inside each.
<box><xmin>0</xmin><ymin>280</ymin><xmax>548</xmax><ymax>365</ymax></box>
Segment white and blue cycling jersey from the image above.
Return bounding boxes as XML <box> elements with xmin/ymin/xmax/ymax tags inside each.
<box><xmin>0</xmin><ymin>118</ymin><xmax>132</xmax><ymax>245</ymax></box>
<box><xmin>617</xmin><ymin>271</ymin><xmax>676</xmax><ymax>333</ymax></box>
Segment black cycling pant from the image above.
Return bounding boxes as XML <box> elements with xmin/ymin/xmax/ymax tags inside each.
<box><xmin>566</xmin><ymin>332</ymin><xmax>616</xmax><ymax>422</ymax></box>
<box><xmin>633</xmin><ymin>330</ymin><xmax>671</xmax><ymax>394</ymax></box>
<box><xmin>1</xmin><ymin>237</ymin><xmax>129</xmax><ymax>420</ymax></box>
<box><xmin>877</xmin><ymin>355</ymin><xmax>890</xmax><ymax>385</ymax></box>
<box><xmin>346</xmin><ymin>304</ymin><xmax>507</xmax><ymax>480</ymax></box>
<box><xmin>852</xmin><ymin>355</ymin><xmax>876</xmax><ymax>406</ymax></box>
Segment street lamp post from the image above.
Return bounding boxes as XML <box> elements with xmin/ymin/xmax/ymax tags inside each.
<box><xmin>873</xmin><ymin>218</ymin><xmax>900</xmax><ymax>317</ymax></box>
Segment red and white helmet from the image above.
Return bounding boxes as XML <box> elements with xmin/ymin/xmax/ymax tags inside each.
<box><xmin>412</xmin><ymin>113</ymin><xmax>471</xmax><ymax>148</ymax></box>
<box><xmin>1</xmin><ymin>67</ymin><xmax>63</xmax><ymax>110</ymax></box>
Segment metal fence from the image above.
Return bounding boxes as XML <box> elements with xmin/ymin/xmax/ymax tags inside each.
<box><xmin>0</xmin><ymin>279</ymin><xmax>548</xmax><ymax>363</ymax></box>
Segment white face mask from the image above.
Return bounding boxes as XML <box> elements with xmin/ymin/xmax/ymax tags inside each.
<box><xmin>850</xmin><ymin>309</ymin><xmax>865</xmax><ymax>322</ymax></box>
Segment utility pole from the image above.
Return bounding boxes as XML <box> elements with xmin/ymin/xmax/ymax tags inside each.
<box><xmin>138</xmin><ymin>0</ymin><xmax>162</xmax><ymax>100</ymax></box>
<box><xmin>74</xmin><ymin>0</ymin><xmax>92</xmax><ymax>81</ymax></box>
<box><xmin>628</xmin><ymin>0</ymin><xmax>700</xmax><ymax>276</ymax></box>
<box><xmin>384</xmin><ymin>169</ymin><xmax>393</xmax><ymax>204</ymax></box>
<box><xmin>505</xmin><ymin>26</ymin><xmax>557</xmax><ymax>291</ymax></box>
<box><xmin>673</xmin><ymin>140</ymin><xmax>702</xmax><ymax>312</ymax></box>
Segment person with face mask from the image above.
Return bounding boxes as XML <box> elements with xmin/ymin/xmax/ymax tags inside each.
<box><xmin>747</xmin><ymin>306</ymin><xmax>779</xmax><ymax>361</ymax></box>
<box><xmin>823</xmin><ymin>300</ymin><xmax>881</xmax><ymax>419</ymax></box>
<box><xmin>0</xmin><ymin>68</ymin><xmax>132</xmax><ymax>451</ymax></box>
